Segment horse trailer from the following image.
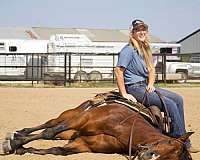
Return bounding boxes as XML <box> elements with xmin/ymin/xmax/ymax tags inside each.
<box><xmin>47</xmin><ymin>34</ymin><xmax>127</xmax><ymax>81</ymax></box>
<box><xmin>0</xmin><ymin>39</ymin><xmax>48</xmax><ymax>79</ymax></box>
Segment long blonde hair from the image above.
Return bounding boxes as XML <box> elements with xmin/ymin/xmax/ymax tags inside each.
<box><xmin>129</xmin><ymin>35</ymin><xmax>154</xmax><ymax>70</ymax></box>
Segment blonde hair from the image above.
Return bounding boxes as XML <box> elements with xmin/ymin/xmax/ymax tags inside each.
<box><xmin>129</xmin><ymin>34</ymin><xmax>154</xmax><ymax>70</ymax></box>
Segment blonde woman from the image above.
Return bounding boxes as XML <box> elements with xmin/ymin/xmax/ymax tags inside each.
<box><xmin>114</xmin><ymin>19</ymin><xmax>198</xmax><ymax>153</ymax></box>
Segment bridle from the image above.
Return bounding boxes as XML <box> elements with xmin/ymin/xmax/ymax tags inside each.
<box><xmin>131</xmin><ymin>136</ymin><xmax>189</xmax><ymax>160</ymax></box>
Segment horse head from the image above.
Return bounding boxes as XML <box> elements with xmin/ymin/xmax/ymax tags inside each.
<box><xmin>136</xmin><ymin>132</ymin><xmax>193</xmax><ymax>160</ymax></box>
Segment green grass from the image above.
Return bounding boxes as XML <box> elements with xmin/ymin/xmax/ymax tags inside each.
<box><xmin>155</xmin><ymin>82</ymin><xmax>200</xmax><ymax>88</ymax></box>
<box><xmin>0</xmin><ymin>81</ymin><xmax>200</xmax><ymax>88</ymax></box>
<box><xmin>0</xmin><ymin>81</ymin><xmax>117</xmax><ymax>88</ymax></box>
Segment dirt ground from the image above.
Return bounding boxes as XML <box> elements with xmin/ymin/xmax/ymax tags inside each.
<box><xmin>0</xmin><ymin>87</ymin><xmax>200</xmax><ymax>160</ymax></box>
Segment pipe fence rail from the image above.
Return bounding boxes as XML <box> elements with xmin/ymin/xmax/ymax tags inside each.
<box><xmin>0</xmin><ymin>52</ymin><xmax>199</xmax><ymax>86</ymax></box>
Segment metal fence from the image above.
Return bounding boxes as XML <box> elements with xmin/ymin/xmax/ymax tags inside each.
<box><xmin>153</xmin><ymin>53</ymin><xmax>200</xmax><ymax>83</ymax></box>
<box><xmin>0</xmin><ymin>52</ymin><xmax>199</xmax><ymax>86</ymax></box>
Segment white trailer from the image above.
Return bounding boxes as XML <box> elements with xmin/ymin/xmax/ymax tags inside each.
<box><xmin>0</xmin><ymin>39</ymin><xmax>48</xmax><ymax>77</ymax></box>
<box><xmin>47</xmin><ymin>34</ymin><xmax>127</xmax><ymax>80</ymax></box>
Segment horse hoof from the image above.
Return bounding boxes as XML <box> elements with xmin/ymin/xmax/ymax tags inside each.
<box><xmin>0</xmin><ymin>140</ymin><xmax>13</xmax><ymax>155</ymax></box>
<box><xmin>16</xmin><ymin>128</ymin><xmax>29</xmax><ymax>136</ymax></box>
<box><xmin>5</xmin><ymin>132</ymin><xmax>17</xmax><ymax>140</ymax></box>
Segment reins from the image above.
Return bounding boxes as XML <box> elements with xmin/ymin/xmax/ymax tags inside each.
<box><xmin>142</xmin><ymin>90</ymin><xmax>171</xmax><ymax>133</ymax></box>
<box><xmin>123</xmin><ymin>89</ymin><xmax>171</xmax><ymax>160</ymax></box>
<box><xmin>125</xmin><ymin>93</ymin><xmax>150</xmax><ymax>160</ymax></box>
<box><xmin>116</xmin><ymin>90</ymin><xmax>151</xmax><ymax>160</ymax></box>
<box><xmin>128</xmin><ymin>114</ymin><xmax>140</xmax><ymax>160</ymax></box>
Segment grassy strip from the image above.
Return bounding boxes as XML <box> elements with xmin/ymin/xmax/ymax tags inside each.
<box><xmin>0</xmin><ymin>81</ymin><xmax>200</xmax><ymax>88</ymax></box>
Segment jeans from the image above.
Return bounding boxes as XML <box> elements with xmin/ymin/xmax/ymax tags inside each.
<box><xmin>125</xmin><ymin>81</ymin><xmax>188</xmax><ymax>141</ymax></box>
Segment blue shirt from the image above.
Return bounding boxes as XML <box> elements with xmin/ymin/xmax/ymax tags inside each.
<box><xmin>116</xmin><ymin>44</ymin><xmax>148</xmax><ymax>84</ymax></box>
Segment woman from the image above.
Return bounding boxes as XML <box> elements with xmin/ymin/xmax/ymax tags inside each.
<box><xmin>114</xmin><ymin>19</ymin><xmax>198</xmax><ymax>153</ymax></box>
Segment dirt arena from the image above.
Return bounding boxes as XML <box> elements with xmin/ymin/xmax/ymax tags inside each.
<box><xmin>0</xmin><ymin>87</ymin><xmax>200</xmax><ymax>160</ymax></box>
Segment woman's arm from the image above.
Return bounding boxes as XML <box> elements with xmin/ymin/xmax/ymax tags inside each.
<box><xmin>147</xmin><ymin>66</ymin><xmax>156</xmax><ymax>92</ymax></box>
<box><xmin>114</xmin><ymin>67</ymin><xmax>137</xmax><ymax>102</ymax></box>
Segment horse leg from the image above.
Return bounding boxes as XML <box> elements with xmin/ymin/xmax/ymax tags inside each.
<box><xmin>4</xmin><ymin>108</ymin><xmax>94</xmax><ymax>153</ymax></box>
<box><xmin>8</xmin><ymin>129</ymin><xmax>79</xmax><ymax>141</ymax></box>
<box><xmin>15</xmin><ymin>137</ymin><xmax>91</xmax><ymax>155</ymax></box>
<box><xmin>15</xmin><ymin>134</ymin><xmax>125</xmax><ymax>155</ymax></box>
<box><xmin>6</xmin><ymin>123</ymin><xmax>70</xmax><ymax>152</ymax></box>
<box><xmin>5</xmin><ymin>116</ymin><xmax>84</xmax><ymax>153</ymax></box>
<box><xmin>15</xmin><ymin>100</ymin><xmax>91</xmax><ymax>136</ymax></box>
<box><xmin>55</xmin><ymin>130</ymin><xmax>79</xmax><ymax>140</ymax></box>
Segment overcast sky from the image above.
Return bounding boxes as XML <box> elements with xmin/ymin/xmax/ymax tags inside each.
<box><xmin>0</xmin><ymin>0</ymin><xmax>200</xmax><ymax>41</ymax></box>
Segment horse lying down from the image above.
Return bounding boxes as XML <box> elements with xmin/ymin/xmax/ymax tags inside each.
<box><xmin>0</xmin><ymin>91</ymin><xmax>193</xmax><ymax>160</ymax></box>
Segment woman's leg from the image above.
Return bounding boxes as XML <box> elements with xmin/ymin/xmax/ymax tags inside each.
<box><xmin>155</xmin><ymin>88</ymin><xmax>185</xmax><ymax>127</ymax></box>
<box><xmin>126</xmin><ymin>84</ymin><xmax>186</xmax><ymax>137</ymax></box>
<box><xmin>155</xmin><ymin>88</ymin><xmax>191</xmax><ymax>147</ymax></box>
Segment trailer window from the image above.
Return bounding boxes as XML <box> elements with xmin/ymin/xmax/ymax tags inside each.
<box><xmin>9</xmin><ymin>46</ymin><xmax>17</xmax><ymax>52</ymax></box>
<box><xmin>81</xmin><ymin>58</ymin><xmax>93</xmax><ymax>65</ymax></box>
<box><xmin>0</xmin><ymin>42</ymin><xmax>5</xmax><ymax>51</ymax></box>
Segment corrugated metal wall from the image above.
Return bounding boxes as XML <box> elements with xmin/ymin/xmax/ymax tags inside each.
<box><xmin>180</xmin><ymin>31</ymin><xmax>200</xmax><ymax>54</ymax></box>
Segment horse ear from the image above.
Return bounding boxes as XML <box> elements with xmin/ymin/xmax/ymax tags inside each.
<box><xmin>178</xmin><ymin>132</ymin><xmax>194</xmax><ymax>142</ymax></box>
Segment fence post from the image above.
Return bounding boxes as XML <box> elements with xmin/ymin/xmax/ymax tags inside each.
<box><xmin>37</xmin><ymin>54</ymin><xmax>39</xmax><ymax>84</ymax></box>
<box><xmin>79</xmin><ymin>54</ymin><xmax>82</xmax><ymax>82</ymax></box>
<box><xmin>31</xmin><ymin>53</ymin><xmax>34</xmax><ymax>86</ymax></box>
<box><xmin>163</xmin><ymin>53</ymin><xmax>167</xmax><ymax>84</ymax></box>
<box><xmin>64</xmin><ymin>52</ymin><xmax>67</xmax><ymax>87</ymax></box>
<box><xmin>25</xmin><ymin>54</ymin><xmax>28</xmax><ymax>79</ymax></box>
<box><xmin>40</xmin><ymin>54</ymin><xmax>43</xmax><ymax>80</ymax></box>
<box><xmin>112</xmin><ymin>53</ymin><xmax>115</xmax><ymax>84</ymax></box>
<box><xmin>68</xmin><ymin>53</ymin><xmax>72</xmax><ymax>86</ymax></box>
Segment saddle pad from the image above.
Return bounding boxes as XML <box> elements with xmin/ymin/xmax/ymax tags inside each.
<box><xmin>89</xmin><ymin>91</ymin><xmax>155</xmax><ymax>125</ymax></box>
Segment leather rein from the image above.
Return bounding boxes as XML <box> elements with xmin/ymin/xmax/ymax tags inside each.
<box><xmin>122</xmin><ymin>90</ymin><xmax>171</xmax><ymax>160</ymax></box>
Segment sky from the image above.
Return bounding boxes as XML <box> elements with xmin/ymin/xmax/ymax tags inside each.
<box><xmin>0</xmin><ymin>0</ymin><xmax>200</xmax><ymax>42</ymax></box>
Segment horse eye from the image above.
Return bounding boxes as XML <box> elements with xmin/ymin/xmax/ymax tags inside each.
<box><xmin>151</xmin><ymin>152</ymin><xmax>160</xmax><ymax>159</ymax></box>
<box><xmin>150</xmin><ymin>151</ymin><xmax>159</xmax><ymax>157</ymax></box>
<box><xmin>140</xmin><ymin>150</ymin><xmax>160</xmax><ymax>160</ymax></box>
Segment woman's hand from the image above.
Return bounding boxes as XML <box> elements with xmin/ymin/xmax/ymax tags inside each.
<box><xmin>146</xmin><ymin>84</ymin><xmax>155</xmax><ymax>93</ymax></box>
<box><xmin>122</xmin><ymin>93</ymin><xmax>137</xmax><ymax>102</ymax></box>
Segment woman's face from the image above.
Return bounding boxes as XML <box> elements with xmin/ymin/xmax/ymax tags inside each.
<box><xmin>132</xmin><ymin>30</ymin><xmax>147</xmax><ymax>42</ymax></box>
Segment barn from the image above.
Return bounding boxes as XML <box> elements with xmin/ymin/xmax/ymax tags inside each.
<box><xmin>177</xmin><ymin>28</ymin><xmax>200</xmax><ymax>54</ymax></box>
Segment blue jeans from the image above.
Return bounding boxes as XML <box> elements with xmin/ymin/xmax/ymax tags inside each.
<box><xmin>125</xmin><ymin>81</ymin><xmax>187</xmax><ymax>139</ymax></box>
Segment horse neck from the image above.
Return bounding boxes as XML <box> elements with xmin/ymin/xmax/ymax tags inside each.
<box><xmin>131</xmin><ymin>116</ymin><xmax>169</xmax><ymax>145</ymax></box>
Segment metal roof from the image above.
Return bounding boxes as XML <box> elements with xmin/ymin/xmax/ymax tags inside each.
<box><xmin>0</xmin><ymin>27</ymin><xmax>39</xmax><ymax>39</ymax></box>
<box><xmin>32</xmin><ymin>27</ymin><xmax>79</xmax><ymax>40</ymax></box>
<box><xmin>176</xmin><ymin>28</ymin><xmax>200</xmax><ymax>54</ymax></box>
<box><xmin>32</xmin><ymin>27</ymin><xmax>163</xmax><ymax>43</ymax></box>
<box><xmin>0</xmin><ymin>27</ymin><xmax>163</xmax><ymax>43</ymax></box>
<box><xmin>177</xmin><ymin>28</ymin><xmax>200</xmax><ymax>43</ymax></box>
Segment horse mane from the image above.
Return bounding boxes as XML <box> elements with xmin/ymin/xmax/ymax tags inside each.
<box><xmin>181</xmin><ymin>145</ymin><xmax>192</xmax><ymax>160</ymax></box>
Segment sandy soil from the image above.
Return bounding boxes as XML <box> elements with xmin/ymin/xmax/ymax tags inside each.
<box><xmin>0</xmin><ymin>87</ymin><xmax>200</xmax><ymax>160</ymax></box>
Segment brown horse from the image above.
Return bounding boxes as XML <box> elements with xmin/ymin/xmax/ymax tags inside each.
<box><xmin>0</xmin><ymin>92</ymin><xmax>193</xmax><ymax>160</ymax></box>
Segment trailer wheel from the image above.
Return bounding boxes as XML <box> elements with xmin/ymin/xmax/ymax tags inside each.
<box><xmin>177</xmin><ymin>72</ymin><xmax>188</xmax><ymax>83</ymax></box>
<box><xmin>74</xmin><ymin>70</ymin><xmax>88</xmax><ymax>82</ymax></box>
<box><xmin>88</xmin><ymin>71</ymin><xmax>102</xmax><ymax>81</ymax></box>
